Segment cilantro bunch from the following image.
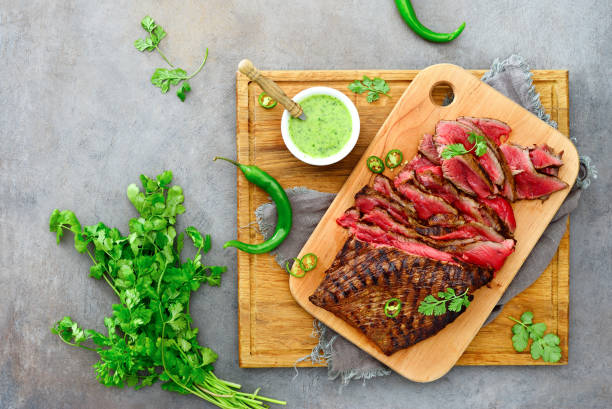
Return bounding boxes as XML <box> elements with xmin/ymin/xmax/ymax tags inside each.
<box><xmin>135</xmin><ymin>16</ymin><xmax>208</xmax><ymax>102</ymax></box>
<box><xmin>348</xmin><ymin>76</ymin><xmax>391</xmax><ymax>102</ymax></box>
<box><xmin>418</xmin><ymin>288</ymin><xmax>470</xmax><ymax>316</ymax></box>
<box><xmin>50</xmin><ymin>171</ymin><xmax>285</xmax><ymax>408</ymax></box>
<box><xmin>508</xmin><ymin>311</ymin><xmax>562</xmax><ymax>363</ymax></box>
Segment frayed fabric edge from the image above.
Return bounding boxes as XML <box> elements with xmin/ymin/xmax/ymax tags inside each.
<box><xmin>293</xmin><ymin>321</ymin><xmax>391</xmax><ymax>389</ymax></box>
<box><xmin>481</xmin><ymin>54</ymin><xmax>557</xmax><ymax>129</ymax></box>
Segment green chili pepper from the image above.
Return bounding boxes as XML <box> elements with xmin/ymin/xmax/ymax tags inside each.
<box><xmin>214</xmin><ymin>157</ymin><xmax>292</xmax><ymax>253</ymax></box>
<box><xmin>286</xmin><ymin>258</ymin><xmax>305</xmax><ymax>278</ymax></box>
<box><xmin>258</xmin><ymin>92</ymin><xmax>278</xmax><ymax>109</ymax></box>
<box><xmin>385</xmin><ymin>149</ymin><xmax>403</xmax><ymax>169</ymax></box>
<box><xmin>300</xmin><ymin>253</ymin><xmax>318</xmax><ymax>272</ymax></box>
<box><xmin>384</xmin><ymin>298</ymin><xmax>402</xmax><ymax>318</ymax></box>
<box><xmin>395</xmin><ymin>0</ymin><xmax>465</xmax><ymax>43</ymax></box>
<box><xmin>367</xmin><ymin>155</ymin><xmax>385</xmax><ymax>173</ymax></box>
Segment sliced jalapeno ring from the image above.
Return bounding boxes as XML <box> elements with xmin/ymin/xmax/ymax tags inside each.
<box><xmin>286</xmin><ymin>258</ymin><xmax>305</xmax><ymax>278</ymax></box>
<box><xmin>366</xmin><ymin>156</ymin><xmax>385</xmax><ymax>173</ymax></box>
<box><xmin>258</xmin><ymin>92</ymin><xmax>278</xmax><ymax>109</ymax></box>
<box><xmin>385</xmin><ymin>149</ymin><xmax>403</xmax><ymax>169</ymax></box>
<box><xmin>384</xmin><ymin>298</ymin><xmax>402</xmax><ymax>318</ymax></box>
<box><xmin>300</xmin><ymin>253</ymin><xmax>318</xmax><ymax>272</ymax></box>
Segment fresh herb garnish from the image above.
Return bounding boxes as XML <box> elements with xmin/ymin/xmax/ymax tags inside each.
<box><xmin>508</xmin><ymin>311</ymin><xmax>562</xmax><ymax>363</ymax></box>
<box><xmin>50</xmin><ymin>171</ymin><xmax>285</xmax><ymax>408</ymax></box>
<box><xmin>348</xmin><ymin>76</ymin><xmax>391</xmax><ymax>102</ymax></box>
<box><xmin>440</xmin><ymin>132</ymin><xmax>488</xmax><ymax>159</ymax></box>
<box><xmin>134</xmin><ymin>16</ymin><xmax>208</xmax><ymax>102</ymax></box>
<box><xmin>418</xmin><ymin>288</ymin><xmax>470</xmax><ymax>316</ymax></box>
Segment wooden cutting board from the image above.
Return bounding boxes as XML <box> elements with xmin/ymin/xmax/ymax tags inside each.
<box><xmin>236</xmin><ymin>67</ymin><xmax>571</xmax><ymax>370</ymax></box>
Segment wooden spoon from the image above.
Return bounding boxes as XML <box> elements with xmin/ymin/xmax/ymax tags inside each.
<box><xmin>238</xmin><ymin>59</ymin><xmax>306</xmax><ymax>120</ymax></box>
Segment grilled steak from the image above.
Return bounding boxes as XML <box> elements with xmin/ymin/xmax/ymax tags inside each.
<box><xmin>309</xmin><ymin>238</ymin><xmax>495</xmax><ymax>355</ymax></box>
<box><xmin>395</xmin><ymin>182</ymin><xmax>459</xmax><ymax>220</ymax></box>
<box><xmin>457</xmin><ymin>116</ymin><xmax>511</xmax><ymax>146</ymax></box>
<box><xmin>500</xmin><ymin>144</ymin><xmax>568</xmax><ymax>199</ymax></box>
<box><xmin>413</xmin><ymin>166</ymin><xmax>502</xmax><ymax>231</ymax></box>
<box><xmin>338</xmin><ymin>210</ymin><xmax>514</xmax><ymax>270</ymax></box>
<box><xmin>418</xmin><ymin>133</ymin><xmax>441</xmax><ymax>164</ymax></box>
<box><xmin>457</xmin><ymin>118</ymin><xmax>517</xmax><ymax>201</ymax></box>
<box><xmin>456</xmin><ymin>118</ymin><xmax>506</xmax><ymax>187</ymax></box>
<box><xmin>480</xmin><ymin>196</ymin><xmax>516</xmax><ymax>234</ymax></box>
<box><xmin>395</xmin><ymin>155</ymin><xmax>436</xmax><ymax>186</ymax></box>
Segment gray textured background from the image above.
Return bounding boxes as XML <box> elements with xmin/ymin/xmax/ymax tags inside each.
<box><xmin>1</xmin><ymin>1</ymin><xmax>611</xmax><ymax>408</ymax></box>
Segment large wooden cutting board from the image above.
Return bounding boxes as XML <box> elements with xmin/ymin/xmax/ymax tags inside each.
<box><xmin>287</xmin><ymin>64</ymin><xmax>578</xmax><ymax>382</ymax></box>
<box><xmin>236</xmin><ymin>67</ymin><xmax>571</xmax><ymax>369</ymax></box>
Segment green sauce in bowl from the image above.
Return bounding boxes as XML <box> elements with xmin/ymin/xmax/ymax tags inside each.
<box><xmin>288</xmin><ymin>94</ymin><xmax>352</xmax><ymax>158</ymax></box>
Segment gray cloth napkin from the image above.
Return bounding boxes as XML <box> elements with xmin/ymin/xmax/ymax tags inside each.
<box><xmin>255</xmin><ymin>55</ymin><xmax>596</xmax><ymax>384</ymax></box>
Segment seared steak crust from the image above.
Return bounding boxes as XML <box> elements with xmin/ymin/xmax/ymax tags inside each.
<box><xmin>309</xmin><ymin>238</ymin><xmax>494</xmax><ymax>355</ymax></box>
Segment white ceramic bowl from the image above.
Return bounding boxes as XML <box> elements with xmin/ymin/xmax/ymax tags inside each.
<box><xmin>281</xmin><ymin>86</ymin><xmax>360</xmax><ymax>166</ymax></box>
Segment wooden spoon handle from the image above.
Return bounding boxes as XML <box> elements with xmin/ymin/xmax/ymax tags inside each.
<box><xmin>238</xmin><ymin>59</ymin><xmax>304</xmax><ymax>118</ymax></box>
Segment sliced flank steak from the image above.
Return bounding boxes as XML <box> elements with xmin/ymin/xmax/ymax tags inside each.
<box><xmin>500</xmin><ymin>144</ymin><xmax>569</xmax><ymax>200</ymax></box>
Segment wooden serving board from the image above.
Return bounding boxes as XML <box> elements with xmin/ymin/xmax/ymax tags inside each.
<box><xmin>288</xmin><ymin>64</ymin><xmax>578</xmax><ymax>382</ymax></box>
<box><xmin>236</xmin><ymin>67</ymin><xmax>571</xmax><ymax>370</ymax></box>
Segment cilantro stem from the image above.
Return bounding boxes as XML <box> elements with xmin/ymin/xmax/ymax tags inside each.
<box><xmin>86</xmin><ymin>249</ymin><xmax>120</xmax><ymax>298</ymax></box>
<box><xmin>185</xmin><ymin>48</ymin><xmax>209</xmax><ymax>80</ymax></box>
<box><xmin>55</xmin><ymin>334</ymin><xmax>97</xmax><ymax>352</ymax></box>
<box><xmin>507</xmin><ymin>316</ymin><xmax>527</xmax><ymax>327</ymax></box>
<box><xmin>155</xmin><ymin>45</ymin><xmax>174</xmax><ymax>67</ymax></box>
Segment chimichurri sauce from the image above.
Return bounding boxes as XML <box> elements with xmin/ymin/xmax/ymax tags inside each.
<box><xmin>288</xmin><ymin>94</ymin><xmax>352</xmax><ymax>158</ymax></box>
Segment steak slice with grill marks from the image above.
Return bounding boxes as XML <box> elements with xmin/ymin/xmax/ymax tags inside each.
<box><xmin>394</xmin><ymin>155</ymin><xmax>436</xmax><ymax>186</ymax></box>
<box><xmin>308</xmin><ymin>238</ymin><xmax>495</xmax><ymax>355</ymax></box>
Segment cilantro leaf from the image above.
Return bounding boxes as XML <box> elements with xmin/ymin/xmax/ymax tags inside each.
<box><xmin>418</xmin><ymin>288</ymin><xmax>470</xmax><ymax>316</ymax></box>
<box><xmin>176</xmin><ymin>81</ymin><xmax>191</xmax><ymax>102</ymax></box>
<box><xmin>141</xmin><ymin>16</ymin><xmax>156</xmax><ymax>33</ymax></box>
<box><xmin>348</xmin><ymin>76</ymin><xmax>390</xmax><ymax>103</ymax></box>
<box><xmin>508</xmin><ymin>311</ymin><xmax>562</xmax><ymax>363</ymax></box>
<box><xmin>511</xmin><ymin>324</ymin><xmax>529</xmax><ymax>352</ymax></box>
<box><xmin>440</xmin><ymin>143</ymin><xmax>469</xmax><ymax>159</ymax></box>
<box><xmin>348</xmin><ymin>80</ymin><xmax>368</xmax><ymax>94</ymax></box>
<box><xmin>441</xmin><ymin>132</ymin><xmax>488</xmax><ymax>159</ymax></box>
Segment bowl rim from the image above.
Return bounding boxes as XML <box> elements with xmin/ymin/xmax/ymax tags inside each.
<box><xmin>280</xmin><ymin>86</ymin><xmax>360</xmax><ymax>166</ymax></box>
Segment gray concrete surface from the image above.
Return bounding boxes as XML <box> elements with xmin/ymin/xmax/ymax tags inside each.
<box><xmin>1</xmin><ymin>1</ymin><xmax>611</xmax><ymax>408</ymax></box>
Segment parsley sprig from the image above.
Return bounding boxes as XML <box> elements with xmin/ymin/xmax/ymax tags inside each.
<box><xmin>441</xmin><ymin>132</ymin><xmax>488</xmax><ymax>159</ymax></box>
<box><xmin>418</xmin><ymin>288</ymin><xmax>470</xmax><ymax>316</ymax></box>
<box><xmin>508</xmin><ymin>311</ymin><xmax>561</xmax><ymax>363</ymax></box>
<box><xmin>50</xmin><ymin>171</ymin><xmax>285</xmax><ymax>408</ymax></box>
<box><xmin>348</xmin><ymin>76</ymin><xmax>391</xmax><ymax>102</ymax></box>
<box><xmin>134</xmin><ymin>16</ymin><xmax>208</xmax><ymax>102</ymax></box>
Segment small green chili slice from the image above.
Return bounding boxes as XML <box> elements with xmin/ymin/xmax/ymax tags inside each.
<box><xmin>300</xmin><ymin>253</ymin><xmax>318</xmax><ymax>272</ymax></box>
<box><xmin>258</xmin><ymin>92</ymin><xmax>278</xmax><ymax>109</ymax></box>
<box><xmin>286</xmin><ymin>258</ymin><xmax>305</xmax><ymax>278</ymax></box>
<box><xmin>384</xmin><ymin>298</ymin><xmax>402</xmax><ymax>318</ymax></box>
<box><xmin>366</xmin><ymin>156</ymin><xmax>385</xmax><ymax>173</ymax></box>
<box><xmin>385</xmin><ymin>149</ymin><xmax>403</xmax><ymax>169</ymax></box>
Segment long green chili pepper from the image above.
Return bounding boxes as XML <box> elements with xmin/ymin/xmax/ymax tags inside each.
<box><xmin>214</xmin><ymin>157</ymin><xmax>292</xmax><ymax>254</ymax></box>
<box><xmin>395</xmin><ymin>0</ymin><xmax>465</xmax><ymax>43</ymax></box>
